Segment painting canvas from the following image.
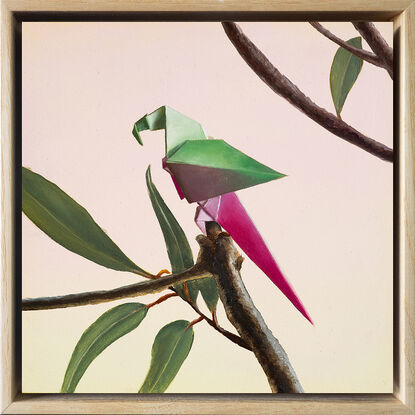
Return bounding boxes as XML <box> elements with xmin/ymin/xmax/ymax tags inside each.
<box><xmin>22</xmin><ymin>21</ymin><xmax>393</xmax><ymax>393</ymax></box>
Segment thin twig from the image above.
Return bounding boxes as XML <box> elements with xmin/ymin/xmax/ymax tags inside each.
<box><xmin>22</xmin><ymin>266</ymin><xmax>211</xmax><ymax>310</ymax></box>
<box><xmin>222</xmin><ymin>22</ymin><xmax>393</xmax><ymax>162</ymax></box>
<box><xmin>352</xmin><ymin>22</ymin><xmax>393</xmax><ymax>79</ymax></box>
<box><xmin>309</xmin><ymin>22</ymin><xmax>387</xmax><ymax>70</ymax></box>
<box><xmin>179</xmin><ymin>289</ymin><xmax>251</xmax><ymax>351</ymax></box>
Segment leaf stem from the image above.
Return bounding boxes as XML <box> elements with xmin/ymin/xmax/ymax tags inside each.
<box><xmin>212</xmin><ymin>308</ymin><xmax>219</xmax><ymax>326</ymax></box>
<box><xmin>185</xmin><ymin>316</ymin><xmax>204</xmax><ymax>330</ymax></box>
<box><xmin>146</xmin><ymin>292</ymin><xmax>178</xmax><ymax>308</ymax></box>
<box><xmin>181</xmin><ymin>282</ymin><xmax>192</xmax><ymax>303</ymax></box>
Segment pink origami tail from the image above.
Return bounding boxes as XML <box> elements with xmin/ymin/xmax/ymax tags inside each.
<box><xmin>164</xmin><ymin>161</ymin><xmax>312</xmax><ymax>323</ymax></box>
<box><xmin>196</xmin><ymin>193</ymin><xmax>313</xmax><ymax>324</ymax></box>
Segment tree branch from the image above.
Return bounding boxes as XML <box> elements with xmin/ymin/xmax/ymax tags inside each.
<box><xmin>222</xmin><ymin>21</ymin><xmax>393</xmax><ymax>163</ymax></box>
<box><xmin>22</xmin><ymin>266</ymin><xmax>211</xmax><ymax>310</ymax></box>
<box><xmin>309</xmin><ymin>22</ymin><xmax>388</xmax><ymax>71</ymax></box>
<box><xmin>177</xmin><ymin>285</ymin><xmax>251</xmax><ymax>351</ymax></box>
<box><xmin>352</xmin><ymin>22</ymin><xmax>393</xmax><ymax>79</ymax></box>
<box><xmin>22</xmin><ymin>244</ymin><xmax>251</xmax><ymax>352</ymax></box>
<box><xmin>202</xmin><ymin>222</ymin><xmax>303</xmax><ymax>393</ymax></box>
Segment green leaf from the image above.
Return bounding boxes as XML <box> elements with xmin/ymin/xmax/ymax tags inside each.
<box><xmin>61</xmin><ymin>303</ymin><xmax>148</xmax><ymax>393</ymax></box>
<box><xmin>145</xmin><ymin>166</ymin><xmax>194</xmax><ymax>273</ymax></box>
<box><xmin>145</xmin><ymin>166</ymin><xmax>199</xmax><ymax>303</ymax></box>
<box><xmin>22</xmin><ymin>167</ymin><xmax>150</xmax><ymax>276</ymax></box>
<box><xmin>330</xmin><ymin>37</ymin><xmax>363</xmax><ymax>116</ymax></box>
<box><xmin>174</xmin><ymin>281</ymin><xmax>199</xmax><ymax>304</ymax></box>
<box><xmin>145</xmin><ymin>166</ymin><xmax>220</xmax><ymax>308</ymax></box>
<box><xmin>139</xmin><ymin>320</ymin><xmax>194</xmax><ymax>393</ymax></box>
<box><xmin>198</xmin><ymin>277</ymin><xmax>219</xmax><ymax>312</ymax></box>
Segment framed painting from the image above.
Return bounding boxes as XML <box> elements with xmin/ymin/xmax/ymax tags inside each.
<box><xmin>1</xmin><ymin>0</ymin><xmax>414</xmax><ymax>414</ymax></box>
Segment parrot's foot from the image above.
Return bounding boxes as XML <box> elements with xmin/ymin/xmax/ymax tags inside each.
<box><xmin>152</xmin><ymin>269</ymin><xmax>170</xmax><ymax>279</ymax></box>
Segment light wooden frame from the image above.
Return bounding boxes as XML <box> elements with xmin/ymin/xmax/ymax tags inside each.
<box><xmin>1</xmin><ymin>1</ymin><xmax>414</xmax><ymax>413</ymax></box>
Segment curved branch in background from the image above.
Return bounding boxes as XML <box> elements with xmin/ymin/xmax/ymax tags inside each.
<box><xmin>22</xmin><ymin>266</ymin><xmax>212</xmax><ymax>310</ymax></box>
<box><xmin>309</xmin><ymin>22</ymin><xmax>391</xmax><ymax>76</ymax></box>
<box><xmin>352</xmin><ymin>22</ymin><xmax>393</xmax><ymax>78</ymax></box>
<box><xmin>222</xmin><ymin>22</ymin><xmax>393</xmax><ymax>163</ymax></box>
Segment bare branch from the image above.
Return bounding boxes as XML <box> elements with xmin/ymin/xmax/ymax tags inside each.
<box><xmin>22</xmin><ymin>266</ymin><xmax>212</xmax><ymax>310</ymax></box>
<box><xmin>222</xmin><ymin>22</ymin><xmax>393</xmax><ymax>163</ymax></box>
<box><xmin>352</xmin><ymin>22</ymin><xmax>393</xmax><ymax>78</ymax></box>
<box><xmin>309</xmin><ymin>22</ymin><xmax>388</xmax><ymax>71</ymax></box>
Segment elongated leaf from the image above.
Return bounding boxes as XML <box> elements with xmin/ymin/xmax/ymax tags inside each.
<box><xmin>22</xmin><ymin>167</ymin><xmax>150</xmax><ymax>276</ymax></box>
<box><xmin>139</xmin><ymin>320</ymin><xmax>194</xmax><ymax>393</ymax></box>
<box><xmin>145</xmin><ymin>166</ymin><xmax>194</xmax><ymax>273</ymax></box>
<box><xmin>198</xmin><ymin>277</ymin><xmax>219</xmax><ymax>312</ymax></box>
<box><xmin>330</xmin><ymin>37</ymin><xmax>363</xmax><ymax>116</ymax></box>
<box><xmin>146</xmin><ymin>166</ymin><xmax>219</xmax><ymax>308</ymax></box>
<box><xmin>145</xmin><ymin>166</ymin><xmax>198</xmax><ymax>302</ymax></box>
<box><xmin>61</xmin><ymin>303</ymin><xmax>148</xmax><ymax>393</ymax></box>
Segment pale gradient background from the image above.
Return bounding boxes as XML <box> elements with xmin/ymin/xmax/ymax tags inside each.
<box><xmin>22</xmin><ymin>22</ymin><xmax>393</xmax><ymax>393</ymax></box>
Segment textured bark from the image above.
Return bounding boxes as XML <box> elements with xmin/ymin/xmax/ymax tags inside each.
<box><xmin>22</xmin><ymin>266</ymin><xmax>211</xmax><ymax>310</ymax></box>
<box><xmin>222</xmin><ymin>21</ymin><xmax>393</xmax><ymax>162</ymax></box>
<box><xmin>22</xmin><ymin>238</ymin><xmax>251</xmax><ymax>352</ymax></box>
<box><xmin>309</xmin><ymin>22</ymin><xmax>387</xmax><ymax>70</ymax></box>
<box><xmin>202</xmin><ymin>222</ymin><xmax>303</xmax><ymax>393</ymax></box>
<box><xmin>352</xmin><ymin>22</ymin><xmax>393</xmax><ymax>78</ymax></box>
<box><xmin>24</xmin><ymin>221</ymin><xmax>303</xmax><ymax>392</ymax></box>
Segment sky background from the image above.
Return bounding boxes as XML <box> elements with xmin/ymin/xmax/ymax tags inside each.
<box><xmin>22</xmin><ymin>21</ymin><xmax>393</xmax><ymax>393</ymax></box>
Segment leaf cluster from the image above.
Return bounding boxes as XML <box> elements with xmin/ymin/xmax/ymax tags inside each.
<box><xmin>23</xmin><ymin>166</ymin><xmax>218</xmax><ymax>393</ymax></box>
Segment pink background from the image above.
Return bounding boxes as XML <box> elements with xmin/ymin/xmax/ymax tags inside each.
<box><xmin>22</xmin><ymin>22</ymin><xmax>393</xmax><ymax>393</ymax></box>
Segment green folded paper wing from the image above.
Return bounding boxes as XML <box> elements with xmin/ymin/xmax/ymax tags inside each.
<box><xmin>166</xmin><ymin>139</ymin><xmax>285</xmax><ymax>202</ymax></box>
<box><xmin>133</xmin><ymin>106</ymin><xmax>285</xmax><ymax>203</ymax></box>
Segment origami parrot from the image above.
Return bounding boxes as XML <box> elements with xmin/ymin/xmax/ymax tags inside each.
<box><xmin>133</xmin><ymin>106</ymin><xmax>312</xmax><ymax>324</ymax></box>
